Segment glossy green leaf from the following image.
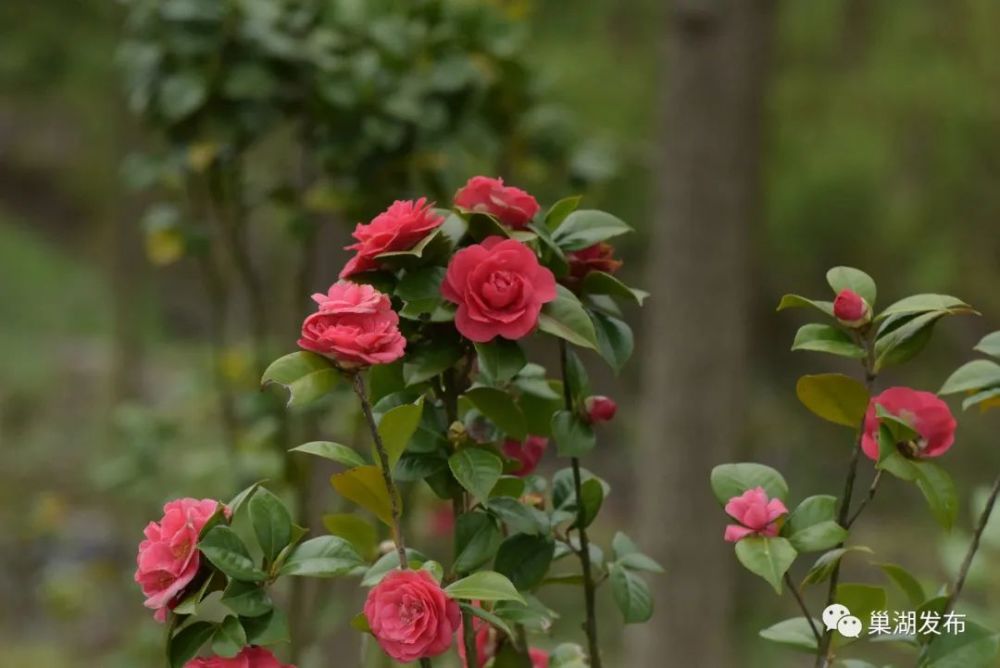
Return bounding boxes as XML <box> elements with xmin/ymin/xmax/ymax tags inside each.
<box><xmin>322</xmin><ymin>513</ymin><xmax>377</xmax><ymax>559</ymax></box>
<box><xmin>495</xmin><ymin>533</ymin><xmax>555</xmax><ymax>590</ymax></box>
<box><xmin>796</xmin><ymin>373</ymin><xmax>869</xmax><ymax>427</ymax></box>
<box><xmin>913</xmin><ymin>460</ymin><xmax>958</xmax><ymax>529</ymax></box>
<box><xmin>465</xmin><ymin>387</ymin><xmax>528</xmax><ymax>439</ymax></box>
<box><xmin>876</xmin><ymin>562</ymin><xmax>925</xmax><ymax>607</ymax></box>
<box><xmin>538</xmin><ymin>286</ymin><xmax>599</xmax><ymax>350</ymax></box>
<box><xmin>403</xmin><ymin>341</ymin><xmax>463</xmax><ymax>386</ymax></box>
<box><xmin>710</xmin><ymin>463</ymin><xmax>789</xmax><ymax>504</ymax></box>
<box><xmin>589</xmin><ymin>309</ymin><xmax>634</xmax><ymax>372</ymax></box>
<box><xmin>169</xmin><ymin>621</ymin><xmax>215</xmax><ymax>668</ymax></box>
<box><xmin>572</xmin><ymin>477</ymin><xmax>604</xmax><ymax>528</ymax></box>
<box><xmin>289</xmin><ymin>441</ymin><xmax>366</xmax><ymax>468</ymax></box>
<box><xmin>211</xmin><ymin>616</ymin><xmax>246</xmax><ymax>658</ymax></box>
<box><xmin>920</xmin><ymin>620</ymin><xmax>1000</xmax><ymax>667</ymax></box>
<box><xmin>619</xmin><ymin>552</ymin><xmax>665</xmax><ymax>574</ymax></box>
<box><xmin>791</xmin><ymin>324</ymin><xmax>865</xmax><ymax>358</ymax></box>
<box><xmin>759</xmin><ymin>617</ymin><xmax>820</xmax><ymax>652</ymax></box>
<box><xmin>776</xmin><ymin>294</ymin><xmax>835</xmax><ymax>317</ymax></box>
<box><xmin>449</xmin><ymin>448</ymin><xmax>504</xmax><ymax>503</ymax></box>
<box><xmin>330</xmin><ymin>465</ymin><xmax>397</xmax><ymax>527</ymax></box>
<box><xmin>445</xmin><ymin>571</ymin><xmax>525</xmax><ymax>603</ymax></box>
<box><xmin>965</xmin><ymin>387</ymin><xmax>1000</xmax><ymax>411</ymax></box>
<box><xmin>875</xmin><ymin>311</ymin><xmax>951</xmax><ymax>371</ymax></box>
<box><xmin>788</xmin><ymin>520</ymin><xmax>847</xmax><ymax>553</ymax></box>
<box><xmin>826</xmin><ymin>267</ymin><xmax>876</xmax><ymax>305</ymax></box>
<box><xmin>580</xmin><ymin>271</ymin><xmax>647</xmax><ymax>306</ymax></box>
<box><xmin>242</xmin><ymin>609</ymin><xmax>289</xmax><ymax>646</ymax></box>
<box><xmin>609</xmin><ymin>562</ymin><xmax>653</xmax><ymax>623</ymax></box>
<box><xmin>786</xmin><ymin>495</ymin><xmax>838</xmax><ymax>535</ymax></box>
<box><xmin>801</xmin><ymin>546</ymin><xmax>873</xmax><ymax>587</ymax></box>
<box><xmin>159</xmin><ymin>72</ymin><xmax>208</xmax><ymax>121</ymax></box>
<box><xmin>376</xmin><ymin>398</ymin><xmax>424</xmax><ymax>469</ymax></box>
<box><xmin>261</xmin><ymin>352</ymin><xmax>338</xmax><ymax>407</ymax></box>
<box><xmin>487</xmin><ymin>496</ymin><xmax>547</xmax><ymax>535</ymax></box>
<box><xmin>551</xmin><ymin>209</ymin><xmax>632</xmax><ymax>251</ymax></box>
<box><xmin>974</xmin><ymin>331</ymin><xmax>1000</xmax><ymax>359</ymax></box>
<box><xmin>199</xmin><ymin>526</ymin><xmax>266</xmax><ymax>582</ymax></box>
<box><xmin>461</xmin><ymin>602</ymin><xmax>516</xmax><ymax>641</ymax></box>
<box><xmin>249</xmin><ymin>488</ymin><xmax>292</xmax><ymax>563</ymax></box>
<box><xmin>877</xmin><ymin>294</ymin><xmax>975</xmax><ymax>320</ymax></box>
<box><xmin>453</xmin><ymin>511</ymin><xmax>502</xmax><ymax>573</ymax></box>
<box><xmin>278</xmin><ymin>535</ymin><xmax>364</xmax><ymax>577</ymax></box>
<box><xmin>551</xmin><ymin>410</ymin><xmax>596</xmax><ymax>458</ymax></box>
<box><xmin>476</xmin><ymin>339</ymin><xmax>527</xmax><ymax>384</ymax></box>
<box><xmin>221</xmin><ymin>580</ymin><xmax>272</xmax><ymax>618</ymax></box>
<box><xmin>835</xmin><ymin>583</ymin><xmax>886</xmax><ymax>640</ymax></box>
<box><xmin>545</xmin><ymin>196</ymin><xmax>582</xmax><ymax>230</ymax></box>
<box><xmin>734</xmin><ymin>536</ymin><xmax>797</xmax><ymax>594</ymax></box>
<box><xmin>361</xmin><ymin>548</ymin><xmax>427</xmax><ymax>586</ymax></box>
<box><xmin>939</xmin><ymin>359</ymin><xmax>1000</xmax><ymax>396</ymax></box>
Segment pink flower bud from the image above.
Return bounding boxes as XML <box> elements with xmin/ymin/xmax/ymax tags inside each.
<box><xmin>583</xmin><ymin>395</ymin><xmax>617</xmax><ymax>423</ymax></box>
<box><xmin>723</xmin><ymin>487</ymin><xmax>787</xmax><ymax>543</ymax></box>
<box><xmin>832</xmin><ymin>289</ymin><xmax>871</xmax><ymax>327</ymax></box>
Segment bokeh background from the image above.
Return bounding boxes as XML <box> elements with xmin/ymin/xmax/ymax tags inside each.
<box><xmin>2</xmin><ymin>0</ymin><xmax>999</xmax><ymax>666</ymax></box>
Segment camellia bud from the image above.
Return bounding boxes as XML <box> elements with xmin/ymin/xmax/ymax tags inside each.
<box><xmin>583</xmin><ymin>395</ymin><xmax>617</xmax><ymax>424</ymax></box>
<box><xmin>832</xmin><ymin>289</ymin><xmax>871</xmax><ymax>327</ymax></box>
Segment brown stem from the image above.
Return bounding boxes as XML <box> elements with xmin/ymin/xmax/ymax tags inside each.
<box><xmin>351</xmin><ymin>372</ymin><xmax>407</xmax><ymax>569</ymax></box>
<box><xmin>816</xmin><ymin>337</ymin><xmax>876</xmax><ymax>667</ymax></box>
<box><xmin>785</xmin><ymin>572</ymin><xmax>821</xmax><ymax>644</ymax></box>
<box><xmin>559</xmin><ymin>340</ymin><xmax>603</xmax><ymax>668</ymax></box>
<box><xmin>944</xmin><ymin>473</ymin><xmax>1000</xmax><ymax>614</ymax></box>
<box><xmin>845</xmin><ymin>469</ymin><xmax>882</xmax><ymax>529</ymax></box>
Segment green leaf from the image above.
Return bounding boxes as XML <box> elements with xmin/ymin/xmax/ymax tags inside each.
<box><xmin>538</xmin><ymin>286</ymin><xmax>599</xmax><ymax>350</ymax></box>
<box><xmin>786</xmin><ymin>495</ymin><xmax>838</xmax><ymax>534</ymax></box>
<box><xmin>788</xmin><ymin>521</ymin><xmax>848</xmax><ymax>553</ymax></box>
<box><xmin>734</xmin><ymin>536</ymin><xmax>797</xmax><ymax>594</ymax></box>
<box><xmin>249</xmin><ymin>488</ymin><xmax>292</xmax><ymax>564</ymax></box>
<box><xmin>476</xmin><ymin>340</ymin><xmax>527</xmax><ymax>384</ymax></box>
<box><xmin>173</xmin><ymin>573</ymin><xmax>217</xmax><ymax>615</ymax></box>
<box><xmin>835</xmin><ymin>583</ymin><xmax>887</xmax><ymax>639</ymax></box>
<box><xmin>619</xmin><ymin>552</ymin><xmax>665</xmax><ymax>574</ymax></box>
<box><xmin>242</xmin><ymin>609</ymin><xmax>289</xmax><ymax>646</ymax></box>
<box><xmin>368</xmin><ymin>362</ymin><xmax>405</xmax><ymax>404</ymax></box>
<box><xmin>776</xmin><ymin>294</ymin><xmax>835</xmax><ymax>317</ymax></box>
<box><xmin>545</xmin><ymin>196</ymin><xmax>582</xmax><ymax>230</ymax></box>
<box><xmin>921</xmin><ymin>620</ymin><xmax>1000</xmax><ymax>667</ymax></box>
<box><xmin>710</xmin><ymin>463</ymin><xmax>789</xmax><ymax>505</ymax></box>
<box><xmin>974</xmin><ymin>331</ymin><xmax>1000</xmax><ymax>359</ymax></box>
<box><xmin>396</xmin><ymin>266</ymin><xmax>446</xmax><ymax>306</ymax></box>
<box><xmin>551</xmin><ymin>410</ymin><xmax>596</xmax><ymax>457</ymax></box>
<box><xmin>487</xmin><ymin>496</ymin><xmax>547</xmax><ymax>535</ymax></box>
<box><xmin>211</xmin><ymin>616</ymin><xmax>246</xmax><ymax>658</ymax></box>
<box><xmin>875</xmin><ymin>310</ymin><xmax>952</xmax><ymax>371</ymax></box>
<box><xmin>548</xmin><ymin>644</ymin><xmax>589</xmax><ymax>668</ymax></box>
<box><xmin>465</xmin><ymin>387</ymin><xmax>528</xmax><ymax>439</ymax></box>
<box><xmin>226</xmin><ymin>483</ymin><xmax>261</xmax><ymax>519</ymax></box>
<box><xmin>278</xmin><ymin>535</ymin><xmax>364</xmax><ymax>577</ymax></box>
<box><xmin>261</xmin><ymin>352</ymin><xmax>338</xmax><ymax>407</ymax></box>
<box><xmin>349</xmin><ymin>612</ymin><xmax>371</xmax><ymax>634</ymax></box>
<box><xmin>759</xmin><ymin>617</ymin><xmax>821</xmax><ymax>652</ymax></box>
<box><xmin>169</xmin><ymin>621</ymin><xmax>215</xmax><ymax>668</ymax></box>
<box><xmin>330</xmin><ymin>465</ymin><xmax>397</xmax><ymax>527</ymax></box>
<box><xmin>199</xmin><ymin>526</ymin><xmax>266</xmax><ymax>581</ymax></box>
<box><xmin>826</xmin><ymin>267</ymin><xmax>876</xmax><ymax>305</ymax></box>
<box><xmin>877</xmin><ymin>294</ymin><xmax>975</xmax><ymax>320</ymax></box>
<box><xmin>913</xmin><ymin>460</ymin><xmax>958</xmax><ymax>529</ymax></box>
<box><xmin>461</xmin><ymin>602</ymin><xmax>516</xmax><ymax>640</ymax></box>
<box><xmin>801</xmin><ymin>546</ymin><xmax>873</xmax><ymax>587</ymax></box>
<box><xmin>551</xmin><ymin>209</ymin><xmax>632</xmax><ymax>251</ymax></box>
<box><xmin>796</xmin><ymin>373</ymin><xmax>870</xmax><ymax>427</ymax></box>
<box><xmin>403</xmin><ymin>341</ymin><xmax>463</xmax><ymax>386</ymax></box>
<box><xmin>609</xmin><ymin>562</ymin><xmax>653</xmax><ymax>623</ymax></box>
<box><xmin>453</xmin><ymin>511</ymin><xmax>502</xmax><ymax>573</ymax></box>
<box><xmin>939</xmin><ymin>359</ymin><xmax>1000</xmax><ymax>396</ymax></box>
<box><xmin>572</xmin><ymin>478</ymin><xmax>604</xmax><ymax>528</ymax></box>
<box><xmin>875</xmin><ymin>562</ymin><xmax>925</xmax><ymax>607</ymax></box>
<box><xmin>612</xmin><ymin>532</ymin><xmax>640</xmax><ymax>559</ymax></box>
<box><xmin>965</xmin><ymin>387</ymin><xmax>1000</xmax><ymax>411</ymax></box>
<box><xmin>495</xmin><ymin>534</ymin><xmax>555</xmax><ymax>590</ymax></box>
<box><xmin>361</xmin><ymin>548</ymin><xmax>427</xmax><ymax>586</ymax></box>
<box><xmin>466</xmin><ymin>212</ymin><xmax>514</xmax><ymax>241</ymax></box>
<box><xmin>159</xmin><ymin>72</ymin><xmax>208</xmax><ymax>121</ymax></box>
<box><xmin>290</xmin><ymin>441</ymin><xmax>366</xmax><ymax>468</ymax></box>
<box><xmin>376</xmin><ymin>398</ymin><xmax>424</xmax><ymax>469</ymax></box>
<box><xmin>449</xmin><ymin>448</ymin><xmax>504</xmax><ymax>503</ymax></box>
<box><xmin>580</xmin><ymin>271</ymin><xmax>647</xmax><ymax>306</ymax></box>
<box><xmin>445</xmin><ymin>571</ymin><xmax>526</xmax><ymax>603</ymax></box>
<box><xmin>791</xmin><ymin>324</ymin><xmax>865</xmax><ymax>358</ymax></box>
<box><xmin>589</xmin><ymin>310</ymin><xmax>634</xmax><ymax>372</ymax></box>
<box><xmin>221</xmin><ymin>580</ymin><xmax>272</xmax><ymax>618</ymax></box>
<box><xmin>322</xmin><ymin>513</ymin><xmax>377</xmax><ymax>559</ymax></box>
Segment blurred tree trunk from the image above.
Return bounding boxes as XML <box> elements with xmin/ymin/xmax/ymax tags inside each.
<box><xmin>630</xmin><ymin>1</ymin><xmax>775</xmax><ymax>665</ymax></box>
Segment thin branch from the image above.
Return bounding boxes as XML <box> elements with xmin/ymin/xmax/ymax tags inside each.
<box><xmin>944</xmin><ymin>472</ymin><xmax>1000</xmax><ymax>614</ymax></box>
<box><xmin>785</xmin><ymin>573</ymin><xmax>820</xmax><ymax>643</ymax></box>
<box><xmin>845</xmin><ymin>469</ymin><xmax>882</xmax><ymax>529</ymax></box>
<box><xmin>351</xmin><ymin>372</ymin><xmax>407</xmax><ymax>569</ymax></box>
<box><xmin>559</xmin><ymin>340</ymin><xmax>603</xmax><ymax>668</ymax></box>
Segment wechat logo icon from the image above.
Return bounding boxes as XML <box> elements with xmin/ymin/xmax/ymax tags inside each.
<box><xmin>823</xmin><ymin>603</ymin><xmax>863</xmax><ymax>639</ymax></box>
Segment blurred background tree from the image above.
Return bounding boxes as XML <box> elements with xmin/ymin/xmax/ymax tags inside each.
<box><xmin>1</xmin><ymin>0</ymin><xmax>999</xmax><ymax>666</ymax></box>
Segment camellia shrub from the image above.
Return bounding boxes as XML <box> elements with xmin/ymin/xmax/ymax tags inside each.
<box><xmin>713</xmin><ymin>268</ymin><xmax>1000</xmax><ymax>667</ymax></box>
<box><xmin>134</xmin><ymin>176</ymin><xmax>659</xmax><ymax>667</ymax></box>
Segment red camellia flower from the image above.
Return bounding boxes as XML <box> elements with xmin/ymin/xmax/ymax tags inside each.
<box><xmin>529</xmin><ymin>648</ymin><xmax>550</xmax><ymax>668</ymax></box>
<box><xmin>340</xmin><ymin>198</ymin><xmax>444</xmax><ymax>278</ymax></box>
<box><xmin>363</xmin><ymin>569</ymin><xmax>461</xmax><ymax>662</ymax></box>
<box><xmin>298</xmin><ymin>281</ymin><xmax>406</xmax><ymax>367</ymax></box>
<box><xmin>583</xmin><ymin>395</ymin><xmax>617</xmax><ymax>424</ymax></box>
<box><xmin>135</xmin><ymin>498</ymin><xmax>226</xmax><ymax>621</ymax></box>
<box><xmin>501</xmin><ymin>435</ymin><xmax>549</xmax><ymax>476</ymax></box>
<box><xmin>567</xmin><ymin>242</ymin><xmax>623</xmax><ymax>282</ymax></box>
<box><xmin>185</xmin><ymin>646</ymin><xmax>295</xmax><ymax>668</ymax></box>
<box><xmin>832</xmin><ymin>288</ymin><xmax>871</xmax><ymax>327</ymax></box>
<box><xmin>860</xmin><ymin>387</ymin><xmax>957</xmax><ymax>461</ymax></box>
<box><xmin>454</xmin><ymin>176</ymin><xmax>540</xmax><ymax>229</ymax></box>
<box><xmin>442</xmin><ymin>236</ymin><xmax>557</xmax><ymax>342</ymax></box>
<box><xmin>723</xmin><ymin>487</ymin><xmax>787</xmax><ymax>543</ymax></box>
